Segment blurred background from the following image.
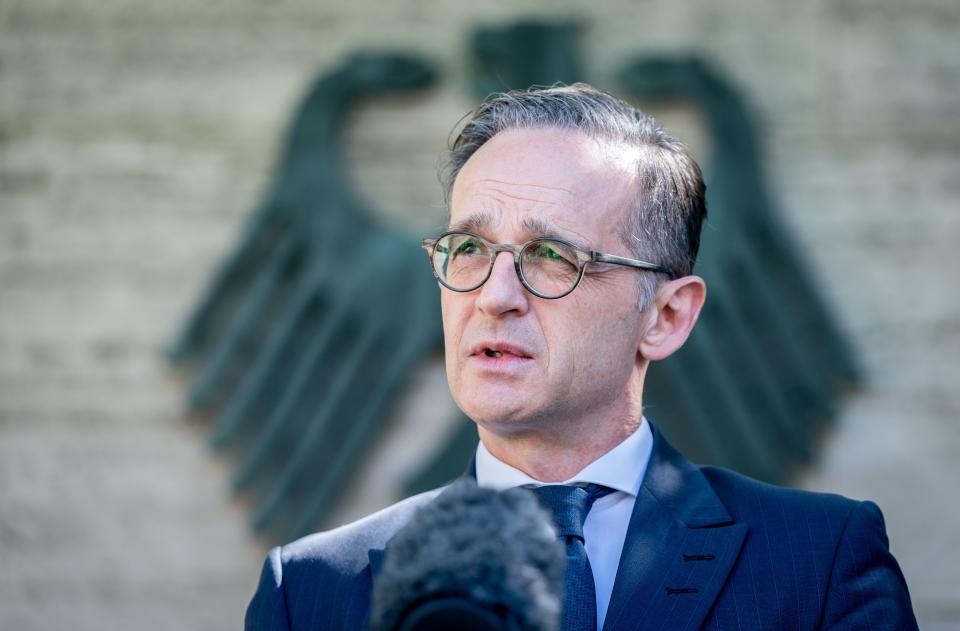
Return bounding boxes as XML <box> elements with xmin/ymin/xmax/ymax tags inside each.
<box><xmin>1</xmin><ymin>1</ymin><xmax>957</xmax><ymax>629</ymax></box>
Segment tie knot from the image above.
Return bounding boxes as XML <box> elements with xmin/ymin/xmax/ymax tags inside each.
<box><xmin>530</xmin><ymin>484</ymin><xmax>614</xmax><ymax>540</ymax></box>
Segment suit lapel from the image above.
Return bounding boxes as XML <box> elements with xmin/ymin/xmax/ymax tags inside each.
<box><xmin>602</xmin><ymin>423</ymin><xmax>748</xmax><ymax>631</ymax></box>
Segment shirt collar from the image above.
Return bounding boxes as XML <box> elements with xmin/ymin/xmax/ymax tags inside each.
<box><xmin>475</xmin><ymin>418</ymin><xmax>653</xmax><ymax>497</ymax></box>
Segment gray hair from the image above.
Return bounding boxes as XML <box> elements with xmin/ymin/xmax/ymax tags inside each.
<box><xmin>440</xmin><ymin>83</ymin><xmax>707</xmax><ymax>309</ymax></box>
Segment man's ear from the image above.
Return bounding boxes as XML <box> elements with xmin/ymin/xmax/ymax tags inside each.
<box><xmin>639</xmin><ymin>276</ymin><xmax>707</xmax><ymax>361</ymax></box>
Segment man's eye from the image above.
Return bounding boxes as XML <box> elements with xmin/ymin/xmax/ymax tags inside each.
<box><xmin>533</xmin><ymin>244</ymin><xmax>560</xmax><ymax>259</ymax></box>
<box><xmin>453</xmin><ymin>240</ymin><xmax>481</xmax><ymax>256</ymax></box>
<box><xmin>532</xmin><ymin>244</ymin><xmax>563</xmax><ymax>260</ymax></box>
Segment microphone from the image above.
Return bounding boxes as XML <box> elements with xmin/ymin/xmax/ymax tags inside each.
<box><xmin>369</xmin><ymin>479</ymin><xmax>565</xmax><ymax>631</ymax></box>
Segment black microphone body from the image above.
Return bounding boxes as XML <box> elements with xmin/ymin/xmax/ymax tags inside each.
<box><xmin>369</xmin><ymin>479</ymin><xmax>565</xmax><ymax>631</ymax></box>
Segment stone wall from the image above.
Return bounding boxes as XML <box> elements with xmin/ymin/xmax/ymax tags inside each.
<box><xmin>1</xmin><ymin>1</ymin><xmax>957</xmax><ymax>628</ymax></box>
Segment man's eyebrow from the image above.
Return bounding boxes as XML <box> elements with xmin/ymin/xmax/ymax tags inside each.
<box><xmin>447</xmin><ymin>212</ymin><xmax>491</xmax><ymax>234</ymax></box>
<box><xmin>521</xmin><ymin>216</ymin><xmax>591</xmax><ymax>250</ymax></box>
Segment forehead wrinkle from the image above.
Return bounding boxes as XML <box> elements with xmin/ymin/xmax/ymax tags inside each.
<box><xmin>449</xmin><ymin>179</ymin><xmax>565</xmax><ymax>234</ymax></box>
<box><xmin>467</xmin><ymin>178</ymin><xmax>573</xmax><ymax>206</ymax></box>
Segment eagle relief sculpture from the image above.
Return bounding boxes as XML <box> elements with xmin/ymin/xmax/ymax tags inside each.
<box><xmin>169</xmin><ymin>21</ymin><xmax>857</xmax><ymax>542</ymax></box>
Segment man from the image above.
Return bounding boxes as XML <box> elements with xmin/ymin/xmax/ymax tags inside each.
<box><xmin>245</xmin><ymin>84</ymin><xmax>917</xmax><ymax>630</ymax></box>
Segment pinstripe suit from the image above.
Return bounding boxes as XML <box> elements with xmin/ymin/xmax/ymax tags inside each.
<box><xmin>245</xmin><ymin>421</ymin><xmax>917</xmax><ymax>630</ymax></box>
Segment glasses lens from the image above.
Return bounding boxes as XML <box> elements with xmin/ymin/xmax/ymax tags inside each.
<box><xmin>520</xmin><ymin>239</ymin><xmax>580</xmax><ymax>298</ymax></box>
<box><xmin>433</xmin><ymin>233</ymin><xmax>492</xmax><ymax>290</ymax></box>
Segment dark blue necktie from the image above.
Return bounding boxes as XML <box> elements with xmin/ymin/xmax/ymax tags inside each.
<box><xmin>531</xmin><ymin>484</ymin><xmax>615</xmax><ymax>631</ymax></box>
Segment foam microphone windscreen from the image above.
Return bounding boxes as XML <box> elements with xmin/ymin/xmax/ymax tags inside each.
<box><xmin>369</xmin><ymin>479</ymin><xmax>565</xmax><ymax>631</ymax></box>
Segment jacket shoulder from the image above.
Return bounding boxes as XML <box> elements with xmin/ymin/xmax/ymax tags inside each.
<box><xmin>698</xmin><ymin>463</ymin><xmax>863</xmax><ymax>530</ymax></box>
<box><xmin>695</xmin><ymin>464</ymin><xmax>916</xmax><ymax>628</ymax></box>
<box><xmin>280</xmin><ymin>487</ymin><xmax>444</xmax><ymax>574</ymax></box>
<box><xmin>245</xmin><ymin>488</ymin><xmax>444</xmax><ymax>630</ymax></box>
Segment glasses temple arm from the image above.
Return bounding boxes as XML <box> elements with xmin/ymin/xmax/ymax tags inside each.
<box><xmin>592</xmin><ymin>252</ymin><xmax>675</xmax><ymax>277</ymax></box>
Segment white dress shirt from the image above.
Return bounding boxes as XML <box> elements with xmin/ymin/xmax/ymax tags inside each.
<box><xmin>475</xmin><ymin>419</ymin><xmax>654</xmax><ymax>630</ymax></box>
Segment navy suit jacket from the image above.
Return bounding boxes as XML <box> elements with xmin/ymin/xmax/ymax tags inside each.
<box><xmin>245</xmin><ymin>422</ymin><xmax>918</xmax><ymax>630</ymax></box>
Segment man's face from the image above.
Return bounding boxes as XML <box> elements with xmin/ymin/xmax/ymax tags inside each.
<box><xmin>441</xmin><ymin>127</ymin><xmax>651</xmax><ymax>438</ymax></box>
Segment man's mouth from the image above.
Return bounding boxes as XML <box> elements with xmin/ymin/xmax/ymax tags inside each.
<box><xmin>468</xmin><ymin>342</ymin><xmax>533</xmax><ymax>360</ymax></box>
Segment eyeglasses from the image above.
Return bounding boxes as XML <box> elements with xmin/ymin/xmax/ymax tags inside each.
<box><xmin>421</xmin><ymin>231</ymin><xmax>675</xmax><ymax>300</ymax></box>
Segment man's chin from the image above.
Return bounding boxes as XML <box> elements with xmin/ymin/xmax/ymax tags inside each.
<box><xmin>457</xmin><ymin>394</ymin><xmax>544</xmax><ymax>434</ymax></box>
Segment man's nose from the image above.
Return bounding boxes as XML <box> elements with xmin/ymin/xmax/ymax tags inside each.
<box><xmin>475</xmin><ymin>251</ymin><xmax>529</xmax><ymax>316</ymax></box>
